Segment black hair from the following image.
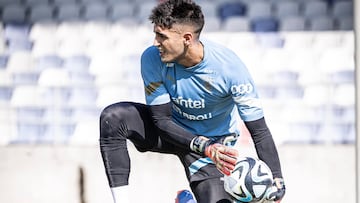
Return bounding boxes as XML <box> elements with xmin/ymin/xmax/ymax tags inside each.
<box><xmin>149</xmin><ymin>0</ymin><xmax>204</xmax><ymax>35</ymax></box>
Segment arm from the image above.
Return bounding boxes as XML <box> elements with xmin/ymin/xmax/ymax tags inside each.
<box><xmin>244</xmin><ymin>117</ymin><xmax>285</xmax><ymax>202</ymax></box>
<box><xmin>244</xmin><ymin>117</ymin><xmax>282</xmax><ymax>178</ymax></box>
<box><xmin>149</xmin><ymin>102</ymin><xmax>195</xmax><ymax>149</ymax></box>
<box><xmin>150</xmin><ymin>102</ymin><xmax>238</xmax><ymax>175</ymax></box>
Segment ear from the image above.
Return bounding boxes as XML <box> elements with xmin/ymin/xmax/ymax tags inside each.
<box><xmin>183</xmin><ymin>32</ymin><xmax>193</xmax><ymax>46</ymax></box>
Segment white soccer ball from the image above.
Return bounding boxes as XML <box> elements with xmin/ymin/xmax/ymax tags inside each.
<box><xmin>224</xmin><ymin>157</ymin><xmax>273</xmax><ymax>202</ymax></box>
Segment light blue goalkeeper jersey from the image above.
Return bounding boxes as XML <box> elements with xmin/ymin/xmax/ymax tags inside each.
<box><xmin>141</xmin><ymin>39</ymin><xmax>264</xmax><ymax>137</ymax></box>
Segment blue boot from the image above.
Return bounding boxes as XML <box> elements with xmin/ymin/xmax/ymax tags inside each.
<box><xmin>175</xmin><ymin>190</ymin><xmax>197</xmax><ymax>203</ymax></box>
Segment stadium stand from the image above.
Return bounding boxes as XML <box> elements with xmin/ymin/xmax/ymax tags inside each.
<box><xmin>0</xmin><ymin>0</ymin><xmax>354</xmax><ymax>145</ymax></box>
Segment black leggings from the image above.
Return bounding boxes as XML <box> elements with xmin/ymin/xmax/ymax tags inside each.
<box><xmin>99</xmin><ymin>102</ymin><xmax>233</xmax><ymax>203</ymax></box>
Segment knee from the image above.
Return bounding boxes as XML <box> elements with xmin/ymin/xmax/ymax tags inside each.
<box><xmin>99</xmin><ymin>102</ymin><xmax>132</xmax><ymax>140</ymax></box>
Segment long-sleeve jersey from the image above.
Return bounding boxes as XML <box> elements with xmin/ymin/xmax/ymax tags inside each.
<box><xmin>141</xmin><ymin>39</ymin><xmax>264</xmax><ymax>137</ymax></box>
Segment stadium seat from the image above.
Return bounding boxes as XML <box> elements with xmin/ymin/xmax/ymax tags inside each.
<box><xmin>70</xmin><ymin>120</ymin><xmax>99</xmax><ymax>145</ymax></box>
<box><xmin>4</xmin><ymin>24</ymin><xmax>31</xmax><ymax>52</ymax></box>
<box><xmin>274</xmin><ymin>1</ymin><xmax>301</xmax><ymax>18</ymax></box>
<box><xmin>6</xmin><ymin>51</ymin><xmax>35</xmax><ymax>74</ymax></box>
<box><xmin>314</xmin><ymin>124</ymin><xmax>345</xmax><ymax>144</ymax></box>
<box><xmin>332</xmin><ymin>83</ymin><xmax>354</xmax><ymax>107</ymax></box>
<box><xmin>246</xmin><ymin>1</ymin><xmax>273</xmax><ymax>19</ymax></box>
<box><xmin>52</xmin><ymin>0</ymin><xmax>77</xmax><ymax>5</ymax></box>
<box><xmin>57</xmin><ymin>38</ymin><xmax>87</xmax><ymax>58</ymax></box>
<box><xmin>198</xmin><ymin>1</ymin><xmax>218</xmax><ymax>18</ymax></box>
<box><xmin>222</xmin><ymin>17</ymin><xmax>250</xmax><ymax>32</ymax></box>
<box><xmin>1</xmin><ymin>4</ymin><xmax>27</xmax><ymax>23</ymax></box>
<box><xmin>82</xmin><ymin>2</ymin><xmax>109</xmax><ymax>21</ymax></box>
<box><xmin>7</xmin><ymin>38</ymin><xmax>33</xmax><ymax>53</ymax></box>
<box><xmin>279</xmin><ymin>16</ymin><xmax>306</xmax><ymax>31</ymax></box>
<box><xmin>38</xmin><ymin>68</ymin><xmax>71</xmax><ymax>88</ymax></box>
<box><xmin>10</xmin><ymin>85</ymin><xmax>46</xmax><ymax>107</ymax></box>
<box><xmin>31</xmin><ymin>37</ymin><xmax>58</xmax><ymax>57</ymax></box>
<box><xmin>0</xmin><ymin>0</ymin><xmax>22</xmax><ymax>7</ymax></box>
<box><xmin>29</xmin><ymin>22</ymin><xmax>58</xmax><ymax>42</ymax></box>
<box><xmin>28</xmin><ymin>4</ymin><xmax>56</xmax><ymax>23</ymax></box>
<box><xmin>63</xmin><ymin>55</ymin><xmax>90</xmax><ymax>73</ymax></box>
<box><xmin>34</xmin><ymin>54</ymin><xmax>64</xmax><ymax>71</ymax></box>
<box><xmin>302</xmin><ymin>1</ymin><xmax>329</xmax><ymax>18</ymax></box>
<box><xmin>89</xmin><ymin>52</ymin><xmax>123</xmax><ymax>76</ymax></box>
<box><xmin>251</xmin><ymin>17</ymin><xmax>279</xmax><ymax>32</ymax></box>
<box><xmin>23</xmin><ymin>0</ymin><xmax>50</xmax><ymax>5</ymax></box>
<box><xmin>82</xmin><ymin>21</ymin><xmax>111</xmax><ymax>41</ymax></box>
<box><xmin>218</xmin><ymin>1</ymin><xmax>246</xmax><ymax>21</ymax></box>
<box><xmin>308</xmin><ymin>16</ymin><xmax>335</xmax><ymax>31</ymax></box>
<box><xmin>96</xmin><ymin>85</ymin><xmax>129</xmax><ymax>108</ymax></box>
<box><xmin>202</xmin><ymin>17</ymin><xmax>221</xmax><ymax>32</ymax></box>
<box><xmin>331</xmin><ymin>1</ymin><xmax>353</xmax><ymax>18</ymax></box>
<box><xmin>67</xmin><ymin>87</ymin><xmax>97</xmax><ymax>108</ymax></box>
<box><xmin>55</xmin><ymin>2</ymin><xmax>82</xmax><ymax>22</ymax></box>
<box><xmin>0</xmin><ymin>85</ymin><xmax>12</xmax><ymax>103</ymax></box>
<box><xmin>335</xmin><ymin>16</ymin><xmax>353</xmax><ymax>30</ymax></box>
<box><xmin>108</xmin><ymin>3</ymin><xmax>136</xmax><ymax>22</ymax></box>
<box><xmin>4</xmin><ymin>23</ymin><xmax>30</xmax><ymax>41</ymax></box>
<box><xmin>0</xmin><ymin>55</ymin><xmax>9</xmax><ymax>69</ymax></box>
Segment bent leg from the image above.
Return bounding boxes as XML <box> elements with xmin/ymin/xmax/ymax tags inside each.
<box><xmin>99</xmin><ymin>102</ymin><xmax>161</xmax><ymax>187</ymax></box>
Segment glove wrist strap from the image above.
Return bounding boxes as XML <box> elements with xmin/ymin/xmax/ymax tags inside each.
<box><xmin>190</xmin><ymin>136</ymin><xmax>209</xmax><ymax>154</ymax></box>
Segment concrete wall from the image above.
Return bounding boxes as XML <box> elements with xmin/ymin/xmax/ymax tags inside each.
<box><xmin>0</xmin><ymin>144</ymin><xmax>355</xmax><ymax>203</ymax></box>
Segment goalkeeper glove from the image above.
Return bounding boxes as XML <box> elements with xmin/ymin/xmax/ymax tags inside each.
<box><xmin>190</xmin><ymin>136</ymin><xmax>239</xmax><ymax>176</ymax></box>
<box><xmin>265</xmin><ymin>178</ymin><xmax>286</xmax><ymax>202</ymax></box>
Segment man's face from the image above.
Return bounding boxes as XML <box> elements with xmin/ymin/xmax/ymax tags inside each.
<box><xmin>153</xmin><ymin>24</ymin><xmax>187</xmax><ymax>63</ymax></box>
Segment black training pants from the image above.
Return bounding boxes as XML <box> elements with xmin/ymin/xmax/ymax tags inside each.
<box><xmin>99</xmin><ymin>101</ymin><xmax>233</xmax><ymax>203</ymax></box>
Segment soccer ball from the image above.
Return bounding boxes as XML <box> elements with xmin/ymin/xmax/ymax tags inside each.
<box><xmin>223</xmin><ymin>157</ymin><xmax>273</xmax><ymax>202</ymax></box>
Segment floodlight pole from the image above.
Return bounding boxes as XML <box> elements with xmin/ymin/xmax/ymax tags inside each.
<box><xmin>356</xmin><ymin>0</ymin><xmax>360</xmax><ymax>202</ymax></box>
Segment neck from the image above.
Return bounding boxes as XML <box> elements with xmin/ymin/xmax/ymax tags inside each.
<box><xmin>178</xmin><ymin>40</ymin><xmax>204</xmax><ymax>67</ymax></box>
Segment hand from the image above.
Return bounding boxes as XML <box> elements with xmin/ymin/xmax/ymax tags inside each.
<box><xmin>190</xmin><ymin>136</ymin><xmax>239</xmax><ymax>175</ymax></box>
<box><xmin>266</xmin><ymin>178</ymin><xmax>286</xmax><ymax>202</ymax></box>
<box><xmin>204</xmin><ymin>143</ymin><xmax>238</xmax><ymax>175</ymax></box>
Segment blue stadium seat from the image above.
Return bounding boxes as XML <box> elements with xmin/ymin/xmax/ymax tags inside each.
<box><xmin>308</xmin><ymin>16</ymin><xmax>335</xmax><ymax>31</ymax></box>
<box><xmin>82</xmin><ymin>2</ymin><xmax>109</xmax><ymax>21</ymax></box>
<box><xmin>28</xmin><ymin>4</ymin><xmax>56</xmax><ymax>23</ymax></box>
<box><xmin>274</xmin><ymin>1</ymin><xmax>301</xmax><ymax>18</ymax></box>
<box><xmin>302</xmin><ymin>1</ymin><xmax>329</xmax><ymax>18</ymax></box>
<box><xmin>55</xmin><ymin>2</ymin><xmax>82</xmax><ymax>22</ymax></box>
<box><xmin>2</xmin><ymin>4</ymin><xmax>27</xmax><ymax>23</ymax></box>
<box><xmin>34</xmin><ymin>54</ymin><xmax>64</xmax><ymax>71</ymax></box>
<box><xmin>279</xmin><ymin>16</ymin><xmax>306</xmax><ymax>31</ymax></box>
<box><xmin>108</xmin><ymin>3</ymin><xmax>136</xmax><ymax>22</ymax></box>
<box><xmin>23</xmin><ymin>0</ymin><xmax>50</xmax><ymax>5</ymax></box>
<box><xmin>251</xmin><ymin>17</ymin><xmax>279</xmax><ymax>32</ymax></box>
<box><xmin>0</xmin><ymin>0</ymin><xmax>22</xmax><ymax>7</ymax></box>
<box><xmin>218</xmin><ymin>1</ymin><xmax>246</xmax><ymax>21</ymax></box>
<box><xmin>331</xmin><ymin>1</ymin><xmax>353</xmax><ymax>18</ymax></box>
<box><xmin>63</xmin><ymin>55</ymin><xmax>90</xmax><ymax>73</ymax></box>
<box><xmin>335</xmin><ymin>16</ymin><xmax>353</xmax><ymax>30</ymax></box>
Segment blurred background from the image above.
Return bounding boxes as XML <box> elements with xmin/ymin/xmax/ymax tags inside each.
<box><xmin>0</xmin><ymin>0</ymin><xmax>356</xmax><ymax>202</ymax></box>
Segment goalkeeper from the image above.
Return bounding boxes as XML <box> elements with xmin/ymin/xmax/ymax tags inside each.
<box><xmin>99</xmin><ymin>0</ymin><xmax>285</xmax><ymax>202</ymax></box>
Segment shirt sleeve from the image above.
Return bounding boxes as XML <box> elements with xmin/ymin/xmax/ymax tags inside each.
<box><xmin>140</xmin><ymin>46</ymin><xmax>171</xmax><ymax>105</ymax></box>
<box><xmin>228</xmin><ymin>57</ymin><xmax>264</xmax><ymax>121</ymax></box>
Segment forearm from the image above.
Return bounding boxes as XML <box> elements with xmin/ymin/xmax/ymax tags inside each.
<box><xmin>150</xmin><ymin>102</ymin><xmax>195</xmax><ymax>150</ymax></box>
<box><xmin>245</xmin><ymin>117</ymin><xmax>283</xmax><ymax>178</ymax></box>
